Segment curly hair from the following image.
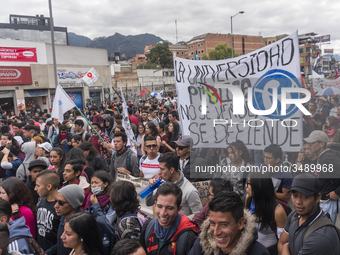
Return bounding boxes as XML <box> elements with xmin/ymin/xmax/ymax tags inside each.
<box><xmin>227</xmin><ymin>140</ymin><xmax>253</xmax><ymax>165</ymax></box>
<box><xmin>110</xmin><ymin>181</ymin><xmax>139</xmax><ymax>218</ymax></box>
<box><xmin>1</xmin><ymin>177</ymin><xmax>36</xmax><ymax>220</ymax></box>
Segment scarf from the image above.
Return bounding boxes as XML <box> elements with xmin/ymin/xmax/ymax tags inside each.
<box><xmin>85</xmin><ymin>192</ymin><xmax>110</xmax><ymax>209</ymax></box>
<box><xmin>61</xmin><ymin>134</ymin><xmax>67</xmax><ymax>140</ymax></box>
<box><xmin>173</xmin><ymin>170</ymin><xmax>184</xmax><ymax>187</ymax></box>
<box><xmin>327</xmin><ymin>128</ymin><xmax>337</xmax><ymax>137</ymax></box>
<box><xmin>154</xmin><ymin>213</ymin><xmax>182</xmax><ymax>241</ymax></box>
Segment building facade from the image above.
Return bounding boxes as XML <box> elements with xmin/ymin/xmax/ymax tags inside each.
<box><xmin>0</xmin><ymin>39</ymin><xmax>110</xmax><ymax>114</ymax></box>
<box><xmin>0</xmin><ymin>14</ymin><xmax>68</xmax><ymax>45</ymax></box>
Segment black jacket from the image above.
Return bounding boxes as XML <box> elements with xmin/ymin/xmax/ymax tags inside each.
<box><xmin>182</xmin><ymin>151</ymin><xmax>210</xmax><ymax>182</ymax></box>
<box><xmin>318</xmin><ymin>149</ymin><xmax>340</xmax><ymax>199</ymax></box>
<box><xmin>88</xmin><ymin>155</ymin><xmax>109</xmax><ymax>172</ymax></box>
<box><xmin>25</xmin><ymin>176</ymin><xmax>39</xmax><ymax>205</ymax></box>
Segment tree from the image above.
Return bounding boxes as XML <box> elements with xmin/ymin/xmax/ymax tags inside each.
<box><xmin>145</xmin><ymin>42</ymin><xmax>173</xmax><ymax>68</ymax></box>
<box><xmin>202</xmin><ymin>43</ymin><xmax>239</xmax><ymax>60</ymax></box>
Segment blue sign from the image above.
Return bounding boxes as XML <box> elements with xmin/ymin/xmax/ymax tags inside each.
<box><xmin>251</xmin><ymin>69</ymin><xmax>301</xmax><ymax>119</ymax></box>
<box><xmin>51</xmin><ymin>92</ymin><xmax>83</xmax><ymax>109</ymax></box>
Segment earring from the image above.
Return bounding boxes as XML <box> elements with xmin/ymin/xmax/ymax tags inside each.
<box><xmin>81</xmin><ymin>239</ymin><xmax>83</xmax><ymax>242</ymax></box>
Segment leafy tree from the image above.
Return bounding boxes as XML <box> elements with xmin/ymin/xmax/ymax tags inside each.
<box><xmin>146</xmin><ymin>42</ymin><xmax>173</xmax><ymax>68</ymax></box>
<box><xmin>202</xmin><ymin>43</ymin><xmax>239</xmax><ymax>60</ymax></box>
<box><xmin>137</xmin><ymin>62</ymin><xmax>158</xmax><ymax>69</ymax></box>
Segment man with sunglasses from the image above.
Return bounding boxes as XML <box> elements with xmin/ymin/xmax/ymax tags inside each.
<box><xmin>45</xmin><ymin>184</ymin><xmax>84</xmax><ymax>255</ymax></box>
<box><xmin>140</xmin><ymin>136</ymin><xmax>160</xmax><ymax>178</ymax></box>
<box><xmin>174</xmin><ymin>135</ymin><xmax>209</xmax><ymax>182</ymax></box>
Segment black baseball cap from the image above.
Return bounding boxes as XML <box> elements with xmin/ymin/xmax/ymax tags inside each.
<box><xmin>290</xmin><ymin>174</ymin><xmax>320</xmax><ymax>196</ymax></box>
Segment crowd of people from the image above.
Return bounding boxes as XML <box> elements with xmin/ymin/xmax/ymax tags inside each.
<box><xmin>0</xmin><ymin>93</ymin><xmax>339</xmax><ymax>255</ymax></box>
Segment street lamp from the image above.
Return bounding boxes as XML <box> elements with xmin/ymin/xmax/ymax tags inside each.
<box><xmin>231</xmin><ymin>11</ymin><xmax>244</xmax><ymax>58</ymax></box>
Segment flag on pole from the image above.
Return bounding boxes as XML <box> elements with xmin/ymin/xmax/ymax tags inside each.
<box><xmin>313</xmin><ymin>53</ymin><xmax>322</xmax><ymax>73</ymax></box>
<box><xmin>139</xmin><ymin>87</ymin><xmax>149</xmax><ymax>97</ymax></box>
<box><xmin>336</xmin><ymin>69</ymin><xmax>338</xmax><ymax>79</ymax></box>
<box><xmin>120</xmin><ymin>88</ymin><xmax>137</xmax><ymax>155</ymax></box>
<box><xmin>156</xmin><ymin>90</ymin><xmax>163</xmax><ymax>100</ymax></box>
<box><xmin>51</xmin><ymin>84</ymin><xmax>76</xmax><ymax>123</ymax></box>
<box><xmin>82</xmin><ymin>68</ymin><xmax>99</xmax><ymax>86</ymax></box>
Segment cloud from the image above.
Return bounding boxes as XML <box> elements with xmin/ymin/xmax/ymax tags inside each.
<box><xmin>1</xmin><ymin>0</ymin><xmax>340</xmax><ymax>53</ymax></box>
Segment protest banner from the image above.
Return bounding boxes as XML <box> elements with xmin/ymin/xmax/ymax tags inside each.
<box><xmin>117</xmin><ymin>172</ymin><xmax>153</xmax><ymax>217</ymax></box>
<box><xmin>175</xmin><ymin>31</ymin><xmax>308</xmax><ymax>152</ymax></box>
<box><xmin>82</xmin><ymin>68</ymin><xmax>99</xmax><ymax>86</ymax></box>
<box><xmin>120</xmin><ymin>87</ymin><xmax>137</xmax><ymax>154</ymax></box>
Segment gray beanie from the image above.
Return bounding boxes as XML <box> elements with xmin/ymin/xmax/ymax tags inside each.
<box><xmin>58</xmin><ymin>184</ymin><xmax>85</xmax><ymax>209</ymax></box>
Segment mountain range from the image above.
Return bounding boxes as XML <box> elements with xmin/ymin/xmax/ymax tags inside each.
<box><xmin>68</xmin><ymin>32</ymin><xmax>171</xmax><ymax>59</ymax></box>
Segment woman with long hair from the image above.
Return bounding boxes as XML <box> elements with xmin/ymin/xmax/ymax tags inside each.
<box><xmin>0</xmin><ymin>177</ymin><xmax>36</xmax><ymax>238</ymax></box>
<box><xmin>245</xmin><ymin>172</ymin><xmax>288</xmax><ymax>255</ymax></box>
<box><xmin>49</xmin><ymin>147</ymin><xmax>67</xmax><ymax>187</ymax></box>
<box><xmin>1</xmin><ymin>133</ymin><xmax>24</xmax><ymax>158</ymax></box>
<box><xmin>85</xmin><ymin>171</ymin><xmax>116</xmax><ymax>225</ymax></box>
<box><xmin>141</xmin><ymin>122</ymin><xmax>162</xmax><ymax>156</ymax></box>
<box><xmin>161</xmin><ymin>121</ymin><xmax>180</xmax><ymax>153</ymax></box>
<box><xmin>135</xmin><ymin>123</ymin><xmax>145</xmax><ymax>161</ymax></box>
<box><xmin>323</xmin><ymin>115</ymin><xmax>340</xmax><ymax>151</ymax></box>
<box><xmin>110</xmin><ymin>181</ymin><xmax>143</xmax><ymax>240</ymax></box>
<box><xmin>61</xmin><ymin>212</ymin><xmax>105</xmax><ymax>255</ymax></box>
<box><xmin>78</xmin><ymin>141</ymin><xmax>108</xmax><ymax>172</ymax></box>
<box><xmin>216</xmin><ymin>140</ymin><xmax>252</xmax><ymax>196</ymax></box>
<box><xmin>104</xmin><ymin>116</ymin><xmax>115</xmax><ymax>141</ymax></box>
<box><xmin>66</xmin><ymin>147</ymin><xmax>95</xmax><ymax>182</ymax></box>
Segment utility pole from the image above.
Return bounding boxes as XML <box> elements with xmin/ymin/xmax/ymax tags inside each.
<box><xmin>175</xmin><ymin>20</ymin><xmax>178</xmax><ymax>44</ymax></box>
<box><xmin>48</xmin><ymin>0</ymin><xmax>58</xmax><ymax>88</ymax></box>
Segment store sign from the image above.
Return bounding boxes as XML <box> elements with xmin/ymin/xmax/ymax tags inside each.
<box><xmin>51</xmin><ymin>92</ymin><xmax>83</xmax><ymax>109</ymax></box>
<box><xmin>324</xmin><ymin>49</ymin><xmax>334</xmax><ymax>54</ymax></box>
<box><xmin>313</xmin><ymin>35</ymin><xmax>331</xmax><ymax>43</ymax></box>
<box><xmin>0</xmin><ymin>47</ymin><xmax>37</xmax><ymax>62</ymax></box>
<box><xmin>0</xmin><ymin>66</ymin><xmax>32</xmax><ymax>85</ymax></box>
<box><xmin>57</xmin><ymin>68</ymin><xmax>88</xmax><ymax>88</ymax></box>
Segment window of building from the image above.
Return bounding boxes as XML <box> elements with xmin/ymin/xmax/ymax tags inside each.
<box><xmin>185</xmin><ymin>52</ymin><xmax>188</xmax><ymax>55</ymax></box>
<box><xmin>201</xmin><ymin>42</ymin><xmax>204</xmax><ymax>46</ymax></box>
<box><xmin>181</xmin><ymin>52</ymin><xmax>184</xmax><ymax>55</ymax></box>
<box><xmin>188</xmin><ymin>46</ymin><xmax>190</xmax><ymax>49</ymax></box>
<box><xmin>305</xmin><ymin>56</ymin><xmax>310</xmax><ymax>63</ymax></box>
<box><xmin>299</xmin><ymin>48</ymin><xmax>304</xmax><ymax>54</ymax></box>
<box><xmin>268</xmin><ymin>41</ymin><xmax>271</xmax><ymax>44</ymax></box>
<box><xmin>177</xmin><ymin>52</ymin><xmax>179</xmax><ymax>55</ymax></box>
<box><xmin>199</xmin><ymin>57</ymin><xmax>201</xmax><ymax>60</ymax></box>
<box><xmin>198</xmin><ymin>50</ymin><xmax>200</xmax><ymax>54</ymax></box>
<box><xmin>201</xmin><ymin>50</ymin><xmax>204</xmax><ymax>53</ymax></box>
<box><xmin>306</xmin><ymin>47</ymin><xmax>311</xmax><ymax>53</ymax></box>
<box><xmin>198</xmin><ymin>43</ymin><xmax>200</xmax><ymax>47</ymax></box>
<box><xmin>188</xmin><ymin>52</ymin><xmax>191</xmax><ymax>56</ymax></box>
<box><xmin>191</xmin><ymin>45</ymin><xmax>193</xmax><ymax>49</ymax></box>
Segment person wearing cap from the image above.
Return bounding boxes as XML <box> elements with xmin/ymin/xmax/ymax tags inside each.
<box><xmin>174</xmin><ymin>135</ymin><xmax>208</xmax><ymax>182</ymax></box>
<box><xmin>303</xmin><ymin>130</ymin><xmax>340</xmax><ymax>223</ymax></box>
<box><xmin>146</xmin><ymin>152</ymin><xmax>202</xmax><ymax>219</ymax></box>
<box><xmin>278</xmin><ymin>174</ymin><xmax>340</xmax><ymax>255</ymax></box>
<box><xmin>25</xmin><ymin>159</ymin><xmax>48</xmax><ymax>205</ymax></box>
<box><xmin>45</xmin><ymin>184</ymin><xmax>84</xmax><ymax>255</ymax></box>
<box><xmin>38</xmin><ymin>142</ymin><xmax>52</xmax><ymax>158</ymax></box>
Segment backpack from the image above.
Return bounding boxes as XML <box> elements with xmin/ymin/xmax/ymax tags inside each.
<box><xmin>9</xmin><ymin>236</ymin><xmax>45</xmax><ymax>255</ymax></box>
<box><xmin>96</xmin><ymin>218</ymin><xmax>117</xmax><ymax>255</ymax></box>
<box><xmin>290</xmin><ymin>212</ymin><xmax>340</xmax><ymax>244</ymax></box>
<box><xmin>269</xmin><ymin>200</ymin><xmax>292</xmax><ymax>240</ymax></box>
<box><xmin>117</xmin><ymin>210</ymin><xmax>150</xmax><ymax>240</ymax></box>
<box><xmin>144</xmin><ymin>218</ymin><xmax>189</xmax><ymax>255</ymax></box>
<box><xmin>112</xmin><ymin>150</ymin><xmax>133</xmax><ymax>172</ymax></box>
<box><xmin>81</xmin><ymin>165</ymin><xmax>90</xmax><ymax>183</ymax></box>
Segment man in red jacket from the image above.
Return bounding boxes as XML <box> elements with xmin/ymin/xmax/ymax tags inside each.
<box><xmin>140</xmin><ymin>182</ymin><xmax>198</xmax><ymax>255</ymax></box>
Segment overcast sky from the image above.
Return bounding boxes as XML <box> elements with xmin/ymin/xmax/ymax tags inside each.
<box><xmin>2</xmin><ymin>0</ymin><xmax>340</xmax><ymax>54</ymax></box>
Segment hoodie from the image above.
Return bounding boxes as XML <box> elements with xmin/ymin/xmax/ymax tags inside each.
<box><xmin>16</xmin><ymin>141</ymin><xmax>36</xmax><ymax>181</ymax></box>
<box><xmin>188</xmin><ymin>210</ymin><xmax>269</xmax><ymax>255</ymax></box>
<box><xmin>8</xmin><ymin>217</ymin><xmax>32</xmax><ymax>255</ymax></box>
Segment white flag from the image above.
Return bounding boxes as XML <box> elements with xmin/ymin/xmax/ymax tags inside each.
<box><xmin>156</xmin><ymin>90</ymin><xmax>163</xmax><ymax>100</ymax></box>
<box><xmin>82</xmin><ymin>68</ymin><xmax>99</xmax><ymax>86</ymax></box>
<box><xmin>120</xmin><ymin>88</ymin><xmax>137</xmax><ymax>155</ymax></box>
<box><xmin>51</xmin><ymin>84</ymin><xmax>76</xmax><ymax>123</ymax></box>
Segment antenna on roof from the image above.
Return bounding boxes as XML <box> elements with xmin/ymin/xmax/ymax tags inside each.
<box><xmin>175</xmin><ymin>20</ymin><xmax>178</xmax><ymax>44</ymax></box>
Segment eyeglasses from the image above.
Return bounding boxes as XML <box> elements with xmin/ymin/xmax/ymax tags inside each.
<box><xmin>60</xmin><ymin>131</ymin><xmax>67</xmax><ymax>134</ymax></box>
<box><xmin>54</xmin><ymin>198</ymin><xmax>69</xmax><ymax>206</ymax></box>
<box><xmin>177</xmin><ymin>146</ymin><xmax>189</xmax><ymax>150</ymax></box>
<box><xmin>145</xmin><ymin>144</ymin><xmax>157</xmax><ymax>148</ymax></box>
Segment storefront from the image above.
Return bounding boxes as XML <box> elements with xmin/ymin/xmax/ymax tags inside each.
<box><xmin>50</xmin><ymin>87</ymin><xmax>83</xmax><ymax>110</ymax></box>
<box><xmin>24</xmin><ymin>89</ymin><xmax>49</xmax><ymax>114</ymax></box>
<box><xmin>89</xmin><ymin>86</ymin><xmax>103</xmax><ymax>109</ymax></box>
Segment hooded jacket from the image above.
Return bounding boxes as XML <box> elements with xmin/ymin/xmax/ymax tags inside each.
<box><xmin>188</xmin><ymin>210</ymin><xmax>269</xmax><ymax>255</ymax></box>
<box><xmin>16</xmin><ymin>141</ymin><xmax>36</xmax><ymax>181</ymax></box>
<box><xmin>140</xmin><ymin>213</ymin><xmax>198</xmax><ymax>255</ymax></box>
<box><xmin>8</xmin><ymin>217</ymin><xmax>33</xmax><ymax>255</ymax></box>
<box><xmin>104</xmin><ymin>116</ymin><xmax>115</xmax><ymax>141</ymax></box>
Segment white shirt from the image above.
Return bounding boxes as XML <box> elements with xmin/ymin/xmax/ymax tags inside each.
<box><xmin>140</xmin><ymin>153</ymin><xmax>160</xmax><ymax>178</ymax></box>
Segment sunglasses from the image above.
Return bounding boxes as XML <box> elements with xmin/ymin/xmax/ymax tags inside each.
<box><xmin>54</xmin><ymin>198</ymin><xmax>69</xmax><ymax>206</ymax></box>
<box><xmin>145</xmin><ymin>144</ymin><xmax>157</xmax><ymax>148</ymax></box>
